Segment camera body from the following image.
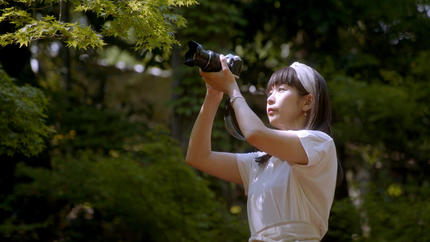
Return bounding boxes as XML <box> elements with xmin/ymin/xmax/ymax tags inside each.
<box><xmin>184</xmin><ymin>41</ymin><xmax>243</xmax><ymax>79</ymax></box>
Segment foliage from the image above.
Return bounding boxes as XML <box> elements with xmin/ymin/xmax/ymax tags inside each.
<box><xmin>328</xmin><ymin>69</ymin><xmax>429</xmax><ymax>150</ymax></box>
<box><xmin>0</xmin><ymin>68</ymin><xmax>51</xmax><ymax>157</ymax></box>
<box><xmin>50</xmin><ymin>104</ymin><xmax>148</xmax><ymax>154</ymax></box>
<box><xmin>0</xmin><ymin>0</ymin><xmax>197</xmax><ymax>53</ymax></box>
<box><xmin>325</xmin><ymin>183</ymin><xmax>430</xmax><ymax>242</ymax></box>
<box><xmin>324</xmin><ymin>198</ymin><xmax>362</xmax><ymax>241</ymax></box>
<box><xmin>363</xmin><ymin>183</ymin><xmax>430</xmax><ymax>241</ymax></box>
<box><xmin>0</xmin><ymin>136</ymin><xmax>248</xmax><ymax>241</ymax></box>
<box><xmin>180</xmin><ymin>0</ymin><xmax>246</xmax><ymax>43</ymax></box>
<box><xmin>0</xmin><ymin>9</ymin><xmax>103</xmax><ymax>49</ymax></box>
<box><xmin>2</xmin><ymin>0</ymin><xmax>430</xmax><ymax>240</ymax></box>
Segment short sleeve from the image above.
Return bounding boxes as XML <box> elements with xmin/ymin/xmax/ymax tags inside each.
<box><xmin>236</xmin><ymin>152</ymin><xmax>260</xmax><ymax>195</ymax></box>
<box><xmin>294</xmin><ymin>130</ymin><xmax>334</xmax><ymax>167</ymax></box>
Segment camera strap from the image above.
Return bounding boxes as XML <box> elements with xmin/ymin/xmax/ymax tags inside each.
<box><xmin>223</xmin><ymin>98</ymin><xmax>246</xmax><ymax>141</ymax></box>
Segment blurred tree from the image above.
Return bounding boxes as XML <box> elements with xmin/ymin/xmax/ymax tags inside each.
<box><xmin>0</xmin><ymin>133</ymin><xmax>248</xmax><ymax>241</ymax></box>
<box><xmin>0</xmin><ymin>68</ymin><xmax>50</xmax><ymax>157</ymax></box>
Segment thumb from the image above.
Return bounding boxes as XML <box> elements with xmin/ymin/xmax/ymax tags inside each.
<box><xmin>220</xmin><ymin>55</ymin><xmax>229</xmax><ymax>72</ymax></box>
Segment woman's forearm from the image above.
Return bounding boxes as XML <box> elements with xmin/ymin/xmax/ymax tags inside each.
<box><xmin>185</xmin><ymin>93</ymin><xmax>222</xmax><ymax>165</ymax></box>
<box><xmin>228</xmin><ymin>84</ymin><xmax>267</xmax><ymax>143</ymax></box>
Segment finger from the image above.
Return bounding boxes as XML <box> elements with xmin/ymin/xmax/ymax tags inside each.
<box><xmin>220</xmin><ymin>54</ymin><xmax>228</xmax><ymax>72</ymax></box>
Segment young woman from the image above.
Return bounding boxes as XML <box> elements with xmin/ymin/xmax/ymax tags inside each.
<box><xmin>186</xmin><ymin>55</ymin><xmax>338</xmax><ymax>241</ymax></box>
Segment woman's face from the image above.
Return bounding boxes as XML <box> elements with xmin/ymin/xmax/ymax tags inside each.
<box><xmin>266</xmin><ymin>84</ymin><xmax>308</xmax><ymax>130</ymax></box>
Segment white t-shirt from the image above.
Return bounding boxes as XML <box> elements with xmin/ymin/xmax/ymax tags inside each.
<box><xmin>236</xmin><ymin>130</ymin><xmax>337</xmax><ymax>242</ymax></box>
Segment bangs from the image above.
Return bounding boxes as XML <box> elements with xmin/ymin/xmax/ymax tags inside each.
<box><xmin>266</xmin><ymin>67</ymin><xmax>307</xmax><ymax>95</ymax></box>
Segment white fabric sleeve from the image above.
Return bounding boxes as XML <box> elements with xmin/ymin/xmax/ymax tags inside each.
<box><xmin>236</xmin><ymin>152</ymin><xmax>259</xmax><ymax>195</ymax></box>
<box><xmin>294</xmin><ymin>130</ymin><xmax>334</xmax><ymax>167</ymax></box>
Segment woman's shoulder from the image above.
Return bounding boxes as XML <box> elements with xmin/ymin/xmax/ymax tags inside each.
<box><xmin>290</xmin><ymin>129</ymin><xmax>333</xmax><ymax>143</ymax></box>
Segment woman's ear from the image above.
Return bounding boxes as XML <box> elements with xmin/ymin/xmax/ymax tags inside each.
<box><xmin>302</xmin><ymin>94</ymin><xmax>313</xmax><ymax>112</ymax></box>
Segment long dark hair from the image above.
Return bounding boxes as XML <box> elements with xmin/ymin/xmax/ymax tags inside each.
<box><xmin>255</xmin><ymin>66</ymin><xmax>343</xmax><ymax>184</ymax></box>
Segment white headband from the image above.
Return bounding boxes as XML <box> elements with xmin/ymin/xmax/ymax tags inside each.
<box><xmin>290</xmin><ymin>62</ymin><xmax>316</xmax><ymax>95</ymax></box>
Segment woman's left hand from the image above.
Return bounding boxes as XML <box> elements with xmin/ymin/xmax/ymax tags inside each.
<box><xmin>200</xmin><ymin>55</ymin><xmax>237</xmax><ymax>96</ymax></box>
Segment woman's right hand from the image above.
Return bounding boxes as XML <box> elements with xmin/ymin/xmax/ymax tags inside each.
<box><xmin>200</xmin><ymin>55</ymin><xmax>237</xmax><ymax>96</ymax></box>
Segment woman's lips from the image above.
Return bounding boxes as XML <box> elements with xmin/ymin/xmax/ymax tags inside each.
<box><xmin>267</xmin><ymin>108</ymin><xmax>276</xmax><ymax>115</ymax></box>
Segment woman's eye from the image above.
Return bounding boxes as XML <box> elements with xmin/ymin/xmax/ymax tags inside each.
<box><xmin>278</xmin><ymin>85</ymin><xmax>289</xmax><ymax>92</ymax></box>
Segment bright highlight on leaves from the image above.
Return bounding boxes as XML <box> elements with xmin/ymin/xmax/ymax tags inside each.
<box><xmin>0</xmin><ymin>0</ymin><xmax>197</xmax><ymax>53</ymax></box>
<box><xmin>230</xmin><ymin>205</ymin><xmax>241</xmax><ymax>214</ymax></box>
<box><xmin>387</xmin><ymin>184</ymin><xmax>402</xmax><ymax>197</ymax></box>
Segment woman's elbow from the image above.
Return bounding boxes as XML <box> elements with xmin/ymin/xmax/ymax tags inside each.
<box><xmin>186</xmin><ymin>158</ymin><xmax>199</xmax><ymax>170</ymax></box>
<box><xmin>185</xmin><ymin>151</ymin><xmax>208</xmax><ymax>168</ymax></box>
<box><xmin>185</xmin><ymin>153</ymin><xmax>195</xmax><ymax>166</ymax></box>
<box><xmin>244</xmin><ymin>129</ymin><xmax>262</xmax><ymax>147</ymax></box>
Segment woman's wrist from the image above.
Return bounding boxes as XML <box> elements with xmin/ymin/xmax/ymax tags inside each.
<box><xmin>230</xmin><ymin>96</ymin><xmax>244</xmax><ymax>105</ymax></box>
<box><xmin>205</xmin><ymin>91</ymin><xmax>223</xmax><ymax>103</ymax></box>
<box><xmin>227</xmin><ymin>82</ymin><xmax>242</xmax><ymax>99</ymax></box>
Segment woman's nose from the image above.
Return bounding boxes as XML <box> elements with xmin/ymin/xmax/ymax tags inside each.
<box><xmin>267</xmin><ymin>94</ymin><xmax>275</xmax><ymax>105</ymax></box>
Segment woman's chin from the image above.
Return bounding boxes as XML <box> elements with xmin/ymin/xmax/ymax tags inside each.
<box><xmin>269</xmin><ymin>120</ymin><xmax>281</xmax><ymax>130</ymax></box>
<box><xmin>269</xmin><ymin>119</ymin><xmax>292</xmax><ymax>130</ymax></box>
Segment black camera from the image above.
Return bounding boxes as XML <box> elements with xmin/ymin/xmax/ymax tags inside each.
<box><xmin>184</xmin><ymin>41</ymin><xmax>243</xmax><ymax>78</ymax></box>
<box><xmin>184</xmin><ymin>41</ymin><xmax>245</xmax><ymax>141</ymax></box>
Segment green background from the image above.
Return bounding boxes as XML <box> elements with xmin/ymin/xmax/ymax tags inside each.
<box><xmin>1</xmin><ymin>0</ymin><xmax>429</xmax><ymax>241</ymax></box>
